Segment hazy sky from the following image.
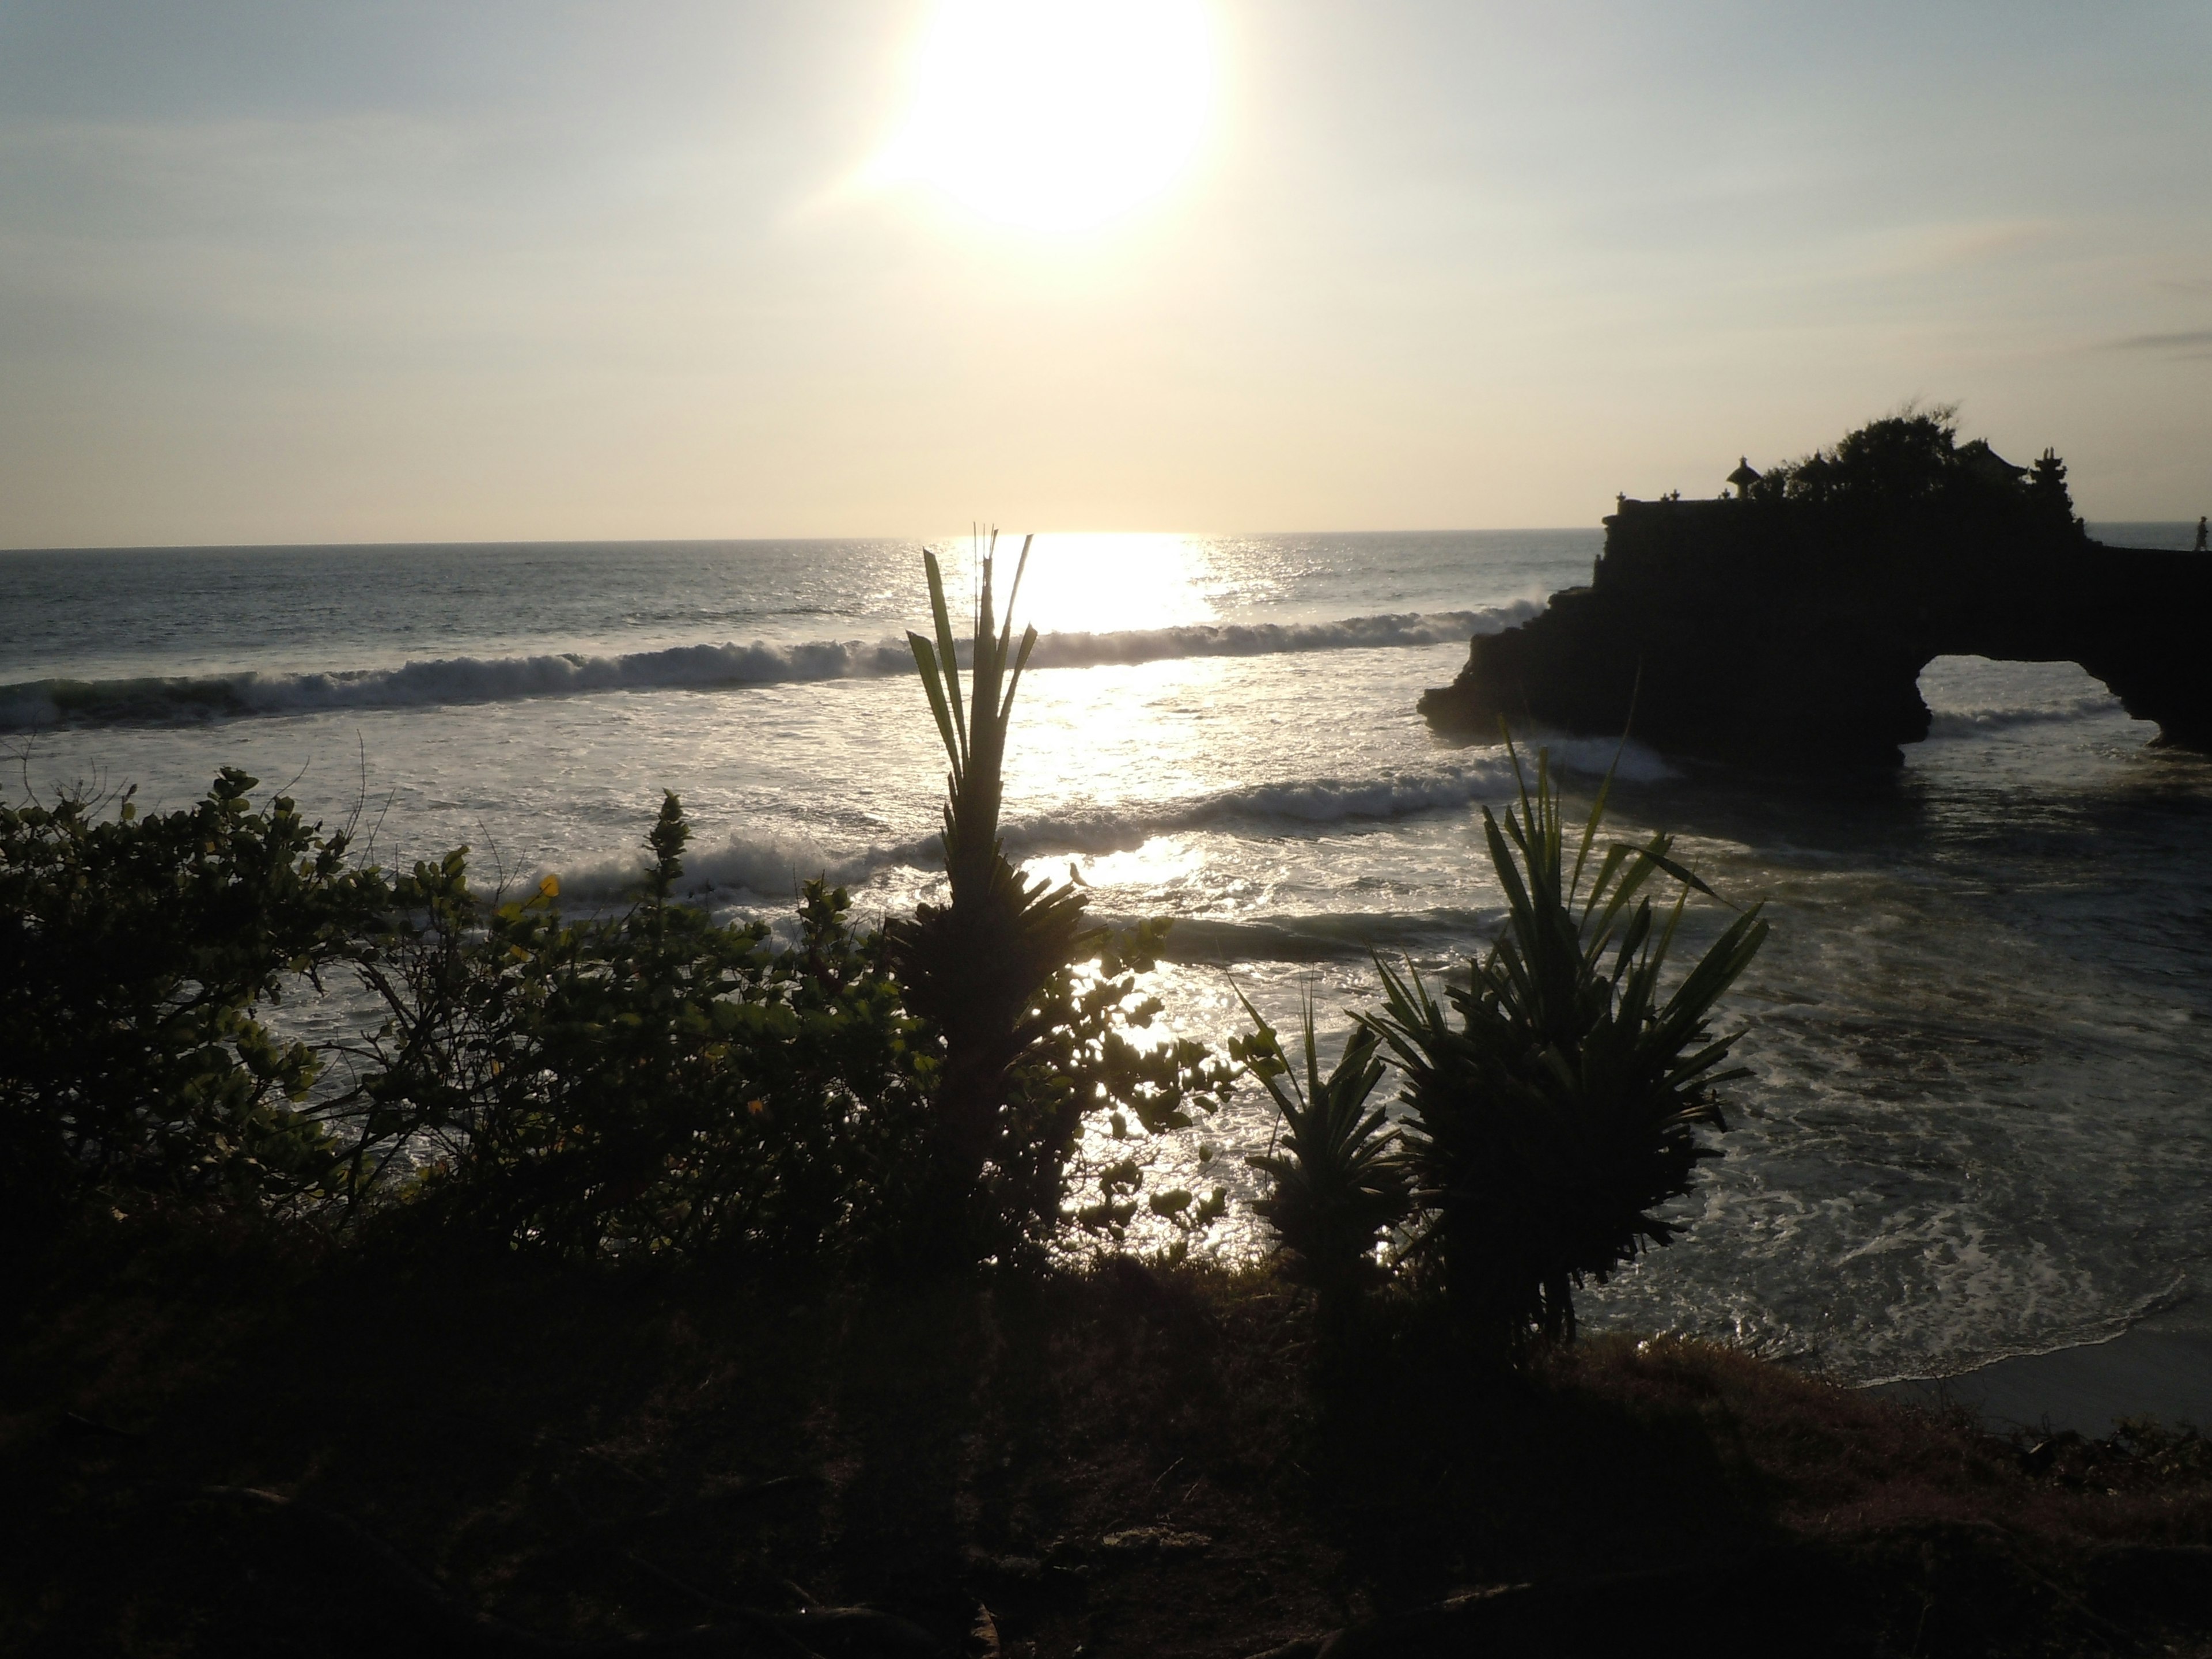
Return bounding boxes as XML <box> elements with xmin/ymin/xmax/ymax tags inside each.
<box><xmin>3</xmin><ymin>0</ymin><xmax>2207</xmax><ymax>547</ymax></box>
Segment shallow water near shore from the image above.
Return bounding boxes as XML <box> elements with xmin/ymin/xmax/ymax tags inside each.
<box><xmin>6</xmin><ymin>524</ymin><xmax>2209</xmax><ymax>1389</ymax></box>
<box><xmin>1873</xmin><ymin>1295</ymin><xmax>2212</xmax><ymax>1435</ymax></box>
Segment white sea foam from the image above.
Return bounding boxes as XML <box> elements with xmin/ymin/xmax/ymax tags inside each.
<box><xmin>551</xmin><ymin>740</ymin><xmax>1673</xmax><ymax>903</ymax></box>
<box><xmin>0</xmin><ymin>604</ymin><xmax>1538</xmax><ymax>732</ymax></box>
<box><xmin>549</xmin><ymin>831</ymin><xmax>882</xmax><ymax>906</ymax></box>
<box><xmin>1924</xmin><ymin>692</ymin><xmax>2130</xmax><ymax>738</ymax></box>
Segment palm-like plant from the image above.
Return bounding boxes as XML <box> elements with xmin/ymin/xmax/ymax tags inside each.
<box><xmin>888</xmin><ymin>534</ymin><xmax>1099</xmax><ymax>1259</ymax></box>
<box><xmin>1361</xmin><ymin>741</ymin><xmax>1768</xmax><ymax>1360</ymax></box>
<box><xmin>1238</xmin><ymin>992</ymin><xmax>1411</xmax><ymax>1328</ymax></box>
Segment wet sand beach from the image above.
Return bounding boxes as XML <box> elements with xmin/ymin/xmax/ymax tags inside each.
<box><xmin>1872</xmin><ymin>1297</ymin><xmax>2212</xmax><ymax>1434</ymax></box>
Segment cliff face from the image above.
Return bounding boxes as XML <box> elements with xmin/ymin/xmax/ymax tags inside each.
<box><xmin>1421</xmin><ymin>493</ymin><xmax>2212</xmax><ymax>767</ymax></box>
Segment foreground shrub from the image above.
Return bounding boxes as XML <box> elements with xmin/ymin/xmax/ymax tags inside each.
<box><xmin>351</xmin><ymin>793</ymin><xmax>932</xmax><ymax>1260</ymax></box>
<box><xmin>1362</xmin><ymin>744</ymin><xmax>1767</xmax><ymax>1361</ymax></box>
<box><xmin>1237</xmin><ymin>994</ymin><xmax>1409</xmax><ymax>1339</ymax></box>
<box><xmin>0</xmin><ymin>768</ymin><xmax>389</xmax><ymax>1247</ymax></box>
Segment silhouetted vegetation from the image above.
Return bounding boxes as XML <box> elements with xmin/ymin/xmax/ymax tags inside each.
<box><xmin>3</xmin><ymin>549</ymin><xmax>1768</xmax><ymax>1339</ymax></box>
<box><xmin>1744</xmin><ymin>403</ymin><xmax>2084</xmax><ymax>536</ymax></box>
<box><xmin>1235</xmin><ymin>994</ymin><xmax>1408</xmax><ymax>1347</ymax></box>
<box><xmin>0</xmin><ymin>768</ymin><xmax>389</xmax><ymax>1252</ymax></box>
<box><xmin>887</xmin><ymin>536</ymin><xmax>1233</xmax><ymax>1267</ymax></box>
<box><xmin>1236</xmin><ymin>741</ymin><xmax>1767</xmax><ymax>1364</ymax></box>
<box><xmin>17</xmin><ymin>548</ymin><xmax>2212</xmax><ymax>1657</ymax></box>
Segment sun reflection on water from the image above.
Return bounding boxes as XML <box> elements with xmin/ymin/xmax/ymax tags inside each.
<box><xmin>936</xmin><ymin>532</ymin><xmax>1217</xmax><ymax>637</ymax></box>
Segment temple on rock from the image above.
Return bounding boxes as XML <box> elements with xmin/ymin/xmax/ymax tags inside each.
<box><xmin>1421</xmin><ymin>413</ymin><xmax>2212</xmax><ymax>766</ymax></box>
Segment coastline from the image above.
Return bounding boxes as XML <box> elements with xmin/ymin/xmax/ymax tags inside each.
<box><xmin>1869</xmin><ymin>1296</ymin><xmax>2212</xmax><ymax>1434</ymax></box>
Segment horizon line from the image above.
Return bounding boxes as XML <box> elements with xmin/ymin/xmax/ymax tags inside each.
<box><xmin>3</xmin><ymin>516</ymin><xmax>2202</xmax><ymax>558</ymax></box>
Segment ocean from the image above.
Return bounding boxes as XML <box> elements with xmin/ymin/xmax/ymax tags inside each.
<box><xmin>6</xmin><ymin>525</ymin><xmax>2210</xmax><ymax>1388</ymax></box>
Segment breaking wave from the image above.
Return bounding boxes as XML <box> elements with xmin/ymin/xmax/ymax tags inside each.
<box><xmin>0</xmin><ymin>604</ymin><xmax>1539</xmax><ymax>732</ymax></box>
<box><xmin>1923</xmin><ymin>692</ymin><xmax>2133</xmax><ymax>738</ymax></box>
<box><xmin>551</xmin><ymin>740</ymin><xmax>1673</xmax><ymax>903</ymax></box>
<box><xmin>1141</xmin><ymin>907</ymin><xmax>1500</xmax><ymax>964</ymax></box>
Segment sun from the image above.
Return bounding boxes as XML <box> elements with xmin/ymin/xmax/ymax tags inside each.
<box><xmin>880</xmin><ymin>0</ymin><xmax>1215</xmax><ymax>233</ymax></box>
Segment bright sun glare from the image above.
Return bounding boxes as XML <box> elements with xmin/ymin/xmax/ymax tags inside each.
<box><xmin>881</xmin><ymin>0</ymin><xmax>1214</xmax><ymax>232</ymax></box>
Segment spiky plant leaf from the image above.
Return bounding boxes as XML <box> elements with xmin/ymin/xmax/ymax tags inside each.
<box><xmin>1237</xmin><ymin>989</ymin><xmax>1410</xmax><ymax>1301</ymax></box>
<box><xmin>1359</xmin><ymin>738</ymin><xmax>1767</xmax><ymax>1361</ymax></box>
<box><xmin>888</xmin><ymin>533</ymin><xmax>1110</xmax><ymax>1262</ymax></box>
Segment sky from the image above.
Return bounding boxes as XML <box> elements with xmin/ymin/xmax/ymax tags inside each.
<box><xmin>2</xmin><ymin>0</ymin><xmax>2207</xmax><ymax>548</ymax></box>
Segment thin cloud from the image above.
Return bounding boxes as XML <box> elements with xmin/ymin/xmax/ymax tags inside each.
<box><xmin>2108</xmin><ymin>329</ymin><xmax>2212</xmax><ymax>356</ymax></box>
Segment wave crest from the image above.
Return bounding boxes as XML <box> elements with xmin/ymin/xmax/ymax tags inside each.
<box><xmin>0</xmin><ymin>604</ymin><xmax>1537</xmax><ymax>731</ymax></box>
<box><xmin>552</xmin><ymin>741</ymin><xmax>1672</xmax><ymax>903</ymax></box>
<box><xmin>1924</xmin><ymin>694</ymin><xmax>2131</xmax><ymax>738</ymax></box>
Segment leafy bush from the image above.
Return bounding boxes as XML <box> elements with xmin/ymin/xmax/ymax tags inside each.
<box><xmin>888</xmin><ymin>536</ymin><xmax>1233</xmax><ymax>1266</ymax></box>
<box><xmin>0</xmin><ymin>768</ymin><xmax>389</xmax><ymax>1245</ymax></box>
<box><xmin>1360</xmin><ymin>745</ymin><xmax>1767</xmax><ymax>1361</ymax></box>
<box><xmin>350</xmin><ymin>793</ymin><xmax>931</xmax><ymax>1261</ymax></box>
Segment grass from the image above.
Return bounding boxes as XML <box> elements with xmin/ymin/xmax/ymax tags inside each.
<box><xmin>8</xmin><ymin>1226</ymin><xmax>2212</xmax><ymax>1657</ymax></box>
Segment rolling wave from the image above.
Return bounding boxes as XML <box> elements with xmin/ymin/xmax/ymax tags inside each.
<box><xmin>1924</xmin><ymin>693</ymin><xmax>2131</xmax><ymax>738</ymax></box>
<box><xmin>0</xmin><ymin>604</ymin><xmax>1537</xmax><ymax>732</ymax></box>
<box><xmin>552</xmin><ymin>740</ymin><xmax>1672</xmax><ymax>903</ymax></box>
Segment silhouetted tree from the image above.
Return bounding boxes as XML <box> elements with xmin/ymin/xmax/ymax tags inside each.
<box><xmin>1747</xmin><ymin>404</ymin><xmax>1964</xmax><ymax>506</ymax></box>
<box><xmin>2028</xmin><ymin>448</ymin><xmax>2082</xmax><ymax>534</ymax></box>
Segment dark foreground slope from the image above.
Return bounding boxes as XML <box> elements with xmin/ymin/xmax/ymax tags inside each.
<box><xmin>9</xmin><ymin>1226</ymin><xmax>2212</xmax><ymax>1659</ymax></box>
<box><xmin>1422</xmin><ymin>448</ymin><xmax>2212</xmax><ymax>768</ymax></box>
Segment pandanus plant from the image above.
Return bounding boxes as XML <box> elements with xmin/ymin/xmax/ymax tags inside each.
<box><xmin>1238</xmin><ymin>992</ymin><xmax>1411</xmax><ymax>1337</ymax></box>
<box><xmin>889</xmin><ymin>533</ymin><xmax>1099</xmax><ymax>1259</ymax></box>
<box><xmin>1361</xmin><ymin>740</ymin><xmax>1768</xmax><ymax>1360</ymax></box>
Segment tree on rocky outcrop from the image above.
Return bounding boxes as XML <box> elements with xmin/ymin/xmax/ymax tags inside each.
<box><xmin>1746</xmin><ymin>405</ymin><xmax>1965</xmax><ymax>506</ymax></box>
<box><xmin>1741</xmin><ymin>406</ymin><xmax>2085</xmax><ymax>547</ymax></box>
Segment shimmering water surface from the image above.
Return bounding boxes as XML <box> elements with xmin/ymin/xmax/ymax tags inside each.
<box><xmin>7</xmin><ymin>525</ymin><xmax>2209</xmax><ymax>1384</ymax></box>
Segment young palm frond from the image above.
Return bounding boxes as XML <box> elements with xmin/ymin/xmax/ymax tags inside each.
<box><xmin>1238</xmin><ymin>989</ymin><xmax>1411</xmax><ymax>1309</ymax></box>
<box><xmin>1361</xmin><ymin>737</ymin><xmax>1768</xmax><ymax>1359</ymax></box>
<box><xmin>888</xmin><ymin>533</ymin><xmax>1100</xmax><ymax>1259</ymax></box>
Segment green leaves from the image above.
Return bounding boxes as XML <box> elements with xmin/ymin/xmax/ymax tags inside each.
<box><xmin>1</xmin><ymin>770</ymin><xmax>392</xmax><ymax>1245</ymax></box>
<box><xmin>353</xmin><ymin>798</ymin><xmax>933</xmax><ymax>1262</ymax></box>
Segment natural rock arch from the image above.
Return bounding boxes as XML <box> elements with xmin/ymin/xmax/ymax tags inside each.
<box><xmin>1421</xmin><ymin>420</ymin><xmax>2212</xmax><ymax>767</ymax></box>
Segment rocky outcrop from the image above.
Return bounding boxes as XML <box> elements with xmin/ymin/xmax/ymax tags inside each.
<box><xmin>1421</xmin><ymin>484</ymin><xmax>2212</xmax><ymax>768</ymax></box>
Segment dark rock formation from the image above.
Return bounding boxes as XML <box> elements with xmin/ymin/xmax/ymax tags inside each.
<box><xmin>1422</xmin><ymin>416</ymin><xmax>2212</xmax><ymax>767</ymax></box>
